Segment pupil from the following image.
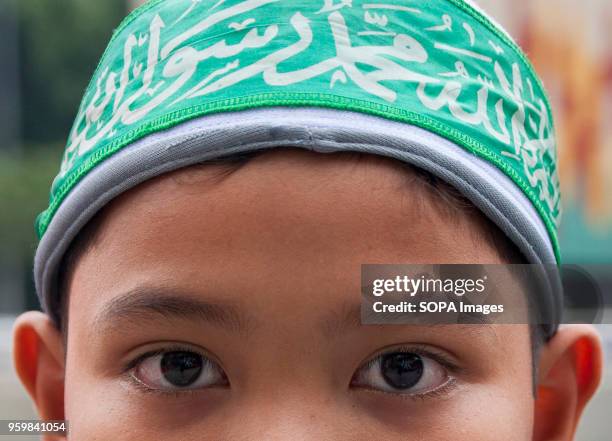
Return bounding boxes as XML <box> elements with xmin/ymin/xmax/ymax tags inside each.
<box><xmin>160</xmin><ymin>352</ymin><xmax>203</xmax><ymax>387</ymax></box>
<box><xmin>381</xmin><ymin>353</ymin><xmax>424</xmax><ymax>389</ymax></box>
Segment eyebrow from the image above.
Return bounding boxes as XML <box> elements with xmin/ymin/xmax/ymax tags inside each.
<box><xmin>93</xmin><ymin>286</ymin><xmax>255</xmax><ymax>336</ymax></box>
<box><xmin>93</xmin><ymin>286</ymin><xmax>498</xmax><ymax>343</ymax></box>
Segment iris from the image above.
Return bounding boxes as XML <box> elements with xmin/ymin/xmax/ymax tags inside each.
<box><xmin>160</xmin><ymin>351</ymin><xmax>203</xmax><ymax>387</ymax></box>
<box><xmin>381</xmin><ymin>352</ymin><xmax>424</xmax><ymax>389</ymax></box>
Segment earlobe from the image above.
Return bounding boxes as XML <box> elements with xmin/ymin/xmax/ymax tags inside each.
<box><xmin>12</xmin><ymin>311</ymin><xmax>66</xmax><ymax>441</ymax></box>
<box><xmin>533</xmin><ymin>325</ymin><xmax>603</xmax><ymax>441</ymax></box>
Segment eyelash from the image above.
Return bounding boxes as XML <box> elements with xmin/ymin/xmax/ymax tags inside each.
<box><xmin>354</xmin><ymin>344</ymin><xmax>462</xmax><ymax>401</ymax></box>
<box><xmin>361</xmin><ymin>344</ymin><xmax>460</xmax><ymax>372</ymax></box>
<box><xmin>123</xmin><ymin>344</ymin><xmax>217</xmax><ymax>396</ymax></box>
<box><xmin>122</xmin><ymin>344</ymin><xmax>462</xmax><ymax>400</ymax></box>
<box><xmin>393</xmin><ymin>379</ymin><xmax>458</xmax><ymax>402</ymax></box>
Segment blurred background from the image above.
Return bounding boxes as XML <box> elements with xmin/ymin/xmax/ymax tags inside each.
<box><xmin>0</xmin><ymin>0</ymin><xmax>610</xmax><ymax>439</ymax></box>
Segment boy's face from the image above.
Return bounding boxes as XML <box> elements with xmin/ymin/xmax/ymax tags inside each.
<box><xmin>63</xmin><ymin>150</ymin><xmax>535</xmax><ymax>440</ymax></box>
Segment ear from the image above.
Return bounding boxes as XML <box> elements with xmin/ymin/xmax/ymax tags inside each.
<box><xmin>533</xmin><ymin>325</ymin><xmax>603</xmax><ymax>441</ymax></box>
<box><xmin>13</xmin><ymin>311</ymin><xmax>66</xmax><ymax>441</ymax></box>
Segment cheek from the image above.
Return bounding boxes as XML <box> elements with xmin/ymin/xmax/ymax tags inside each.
<box><xmin>446</xmin><ymin>388</ymin><xmax>533</xmax><ymax>441</ymax></box>
<box><xmin>352</xmin><ymin>385</ymin><xmax>533</xmax><ymax>441</ymax></box>
<box><xmin>62</xmin><ymin>381</ymin><xmax>534</xmax><ymax>441</ymax></box>
<box><xmin>63</xmin><ymin>374</ymin><xmax>230</xmax><ymax>441</ymax></box>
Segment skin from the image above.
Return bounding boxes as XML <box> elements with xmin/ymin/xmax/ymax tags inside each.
<box><xmin>13</xmin><ymin>150</ymin><xmax>602</xmax><ymax>440</ymax></box>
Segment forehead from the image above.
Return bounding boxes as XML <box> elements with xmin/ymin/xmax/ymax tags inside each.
<box><xmin>67</xmin><ymin>149</ymin><xmax>506</xmax><ymax>319</ymax></box>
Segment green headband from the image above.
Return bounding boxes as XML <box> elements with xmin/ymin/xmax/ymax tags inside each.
<box><xmin>37</xmin><ymin>0</ymin><xmax>561</xmax><ymax>258</ymax></box>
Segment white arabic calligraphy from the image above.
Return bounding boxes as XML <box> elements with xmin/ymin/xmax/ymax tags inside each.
<box><xmin>59</xmin><ymin>0</ymin><xmax>560</xmax><ymax>224</ymax></box>
<box><xmin>317</xmin><ymin>0</ymin><xmax>353</xmax><ymax>14</ymax></box>
<box><xmin>364</xmin><ymin>11</ymin><xmax>388</xmax><ymax>26</ymax></box>
<box><xmin>426</xmin><ymin>14</ymin><xmax>452</xmax><ymax>32</ymax></box>
<box><xmin>462</xmin><ymin>22</ymin><xmax>475</xmax><ymax>46</ymax></box>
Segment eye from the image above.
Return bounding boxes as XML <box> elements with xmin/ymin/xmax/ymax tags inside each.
<box><xmin>131</xmin><ymin>350</ymin><xmax>228</xmax><ymax>391</ymax></box>
<box><xmin>351</xmin><ymin>349</ymin><xmax>452</xmax><ymax>395</ymax></box>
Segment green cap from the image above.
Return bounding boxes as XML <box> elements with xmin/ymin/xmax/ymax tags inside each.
<box><xmin>34</xmin><ymin>0</ymin><xmax>562</xmax><ymax>329</ymax></box>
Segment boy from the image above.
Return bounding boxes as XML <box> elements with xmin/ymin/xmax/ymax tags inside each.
<box><xmin>12</xmin><ymin>0</ymin><xmax>602</xmax><ymax>440</ymax></box>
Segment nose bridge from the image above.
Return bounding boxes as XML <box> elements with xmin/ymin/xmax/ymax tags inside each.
<box><xmin>227</xmin><ymin>392</ymin><xmax>346</xmax><ymax>441</ymax></box>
